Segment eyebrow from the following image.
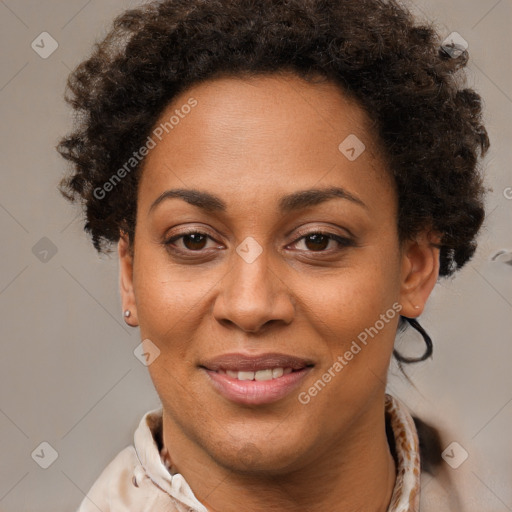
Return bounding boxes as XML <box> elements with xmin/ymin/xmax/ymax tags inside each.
<box><xmin>148</xmin><ymin>186</ymin><xmax>368</xmax><ymax>215</ymax></box>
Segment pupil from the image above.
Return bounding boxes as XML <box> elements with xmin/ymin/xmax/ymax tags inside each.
<box><xmin>184</xmin><ymin>233</ymin><xmax>206</xmax><ymax>250</ymax></box>
<box><xmin>306</xmin><ymin>234</ymin><xmax>328</xmax><ymax>251</ymax></box>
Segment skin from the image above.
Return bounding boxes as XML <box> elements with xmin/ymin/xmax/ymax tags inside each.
<box><xmin>118</xmin><ymin>72</ymin><xmax>440</xmax><ymax>512</ymax></box>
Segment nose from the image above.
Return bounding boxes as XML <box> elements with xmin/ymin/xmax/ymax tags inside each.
<box><xmin>212</xmin><ymin>245</ymin><xmax>295</xmax><ymax>333</ymax></box>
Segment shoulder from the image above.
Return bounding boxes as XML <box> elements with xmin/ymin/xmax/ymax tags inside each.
<box><xmin>419</xmin><ymin>448</ymin><xmax>500</xmax><ymax>512</ymax></box>
<box><xmin>414</xmin><ymin>415</ymin><xmax>490</xmax><ymax>512</ymax></box>
<box><xmin>419</xmin><ymin>466</ymin><xmax>465</xmax><ymax>512</ymax></box>
<box><xmin>75</xmin><ymin>444</ymin><xmax>180</xmax><ymax>512</ymax></box>
<box><xmin>76</xmin><ymin>445</ymin><xmax>138</xmax><ymax>512</ymax></box>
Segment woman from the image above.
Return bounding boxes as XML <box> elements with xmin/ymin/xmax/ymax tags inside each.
<box><xmin>57</xmin><ymin>0</ymin><xmax>489</xmax><ymax>510</ymax></box>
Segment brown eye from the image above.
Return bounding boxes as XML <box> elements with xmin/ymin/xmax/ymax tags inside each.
<box><xmin>181</xmin><ymin>233</ymin><xmax>208</xmax><ymax>250</ymax></box>
<box><xmin>164</xmin><ymin>231</ymin><xmax>215</xmax><ymax>252</ymax></box>
<box><xmin>303</xmin><ymin>233</ymin><xmax>330</xmax><ymax>251</ymax></box>
<box><xmin>292</xmin><ymin>231</ymin><xmax>354</xmax><ymax>252</ymax></box>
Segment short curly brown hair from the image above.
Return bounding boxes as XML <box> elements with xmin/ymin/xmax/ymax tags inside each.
<box><xmin>56</xmin><ymin>0</ymin><xmax>490</xmax><ymax>277</ymax></box>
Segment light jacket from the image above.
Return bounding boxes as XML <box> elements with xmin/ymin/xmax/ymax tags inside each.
<box><xmin>76</xmin><ymin>394</ymin><xmax>462</xmax><ymax>511</ymax></box>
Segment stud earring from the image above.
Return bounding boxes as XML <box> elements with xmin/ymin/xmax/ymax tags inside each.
<box><xmin>414</xmin><ymin>305</ymin><xmax>420</xmax><ymax>310</ymax></box>
<box><xmin>124</xmin><ymin>310</ymin><xmax>131</xmax><ymax>318</ymax></box>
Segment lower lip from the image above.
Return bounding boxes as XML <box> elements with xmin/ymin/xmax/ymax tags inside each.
<box><xmin>204</xmin><ymin>368</ymin><xmax>313</xmax><ymax>405</ymax></box>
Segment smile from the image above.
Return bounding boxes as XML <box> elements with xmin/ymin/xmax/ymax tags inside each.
<box><xmin>201</xmin><ymin>352</ymin><xmax>314</xmax><ymax>405</ymax></box>
<box><xmin>216</xmin><ymin>367</ymin><xmax>293</xmax><ymax>381</ymax></box>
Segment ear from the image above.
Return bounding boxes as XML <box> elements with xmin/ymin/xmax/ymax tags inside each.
<box><xmin>118</xmin><ymin>231</ymin><xmax>138</xmax><ymax>326</ymax></box>
<box><xmin>398</xmin><ymin>231</ymin><xmax>441</xmax><ymax>318</ymax></box>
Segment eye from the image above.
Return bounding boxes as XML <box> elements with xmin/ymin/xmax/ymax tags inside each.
<box><xmin>163</xmin><ymin>230</ymin><xmax>218</xmax><ymax>252</ymax></box>
<box><xmin>290</xmin><ymin>231</ymin><xmax>354</xmax><ymax>252</ymax></box>
<box><xmin>163</xmin><ymin>229</ymin><xmax>354</xmax><ymax>255</ymax></box>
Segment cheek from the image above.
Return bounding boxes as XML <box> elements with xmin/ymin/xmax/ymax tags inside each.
<box><xmin>132</xmin><ymin>248</ymin><xmax>214</xmax><ymax>348</ymax></box>
<box><xmin>302</xmin><ymin>258</ymin><xmax>400</xmax><ymax>339</ymax></box>
<box><xmin>294</xmin><ymin>263</ymin><xmax>401</xmax><ymax>418</ymax></box>
<box><xmin>132</xmin><ymin>253</ymin><xmax>213</xmax><ymax>411</ymax></box>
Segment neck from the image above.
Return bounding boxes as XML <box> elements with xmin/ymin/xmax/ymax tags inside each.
<box><xmin>162</xmin><ymin>397</ymin><xmax>397</xmax><ymax>512</ymax></box>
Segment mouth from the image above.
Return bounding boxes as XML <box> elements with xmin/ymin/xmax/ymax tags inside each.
<box><xmin>200</xmin><ymin>353</ymin><xmax>314</xmax><ymax>405</ymax></box>
<box><xmin>216</xmin><ymin>367</ymin><xmax>295</xmax><ymax>381</ymax></box>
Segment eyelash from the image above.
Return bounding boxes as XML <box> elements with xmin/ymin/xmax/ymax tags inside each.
<box><xmin>163</xmin><ymin>229</ymin><xmax>354</xmax><ymax>255</ymax></box>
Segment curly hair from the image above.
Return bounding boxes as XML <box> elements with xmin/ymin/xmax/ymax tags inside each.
<box><xmin>57</xmin><ymin>0</ymin><xmax>489</xmax><ymax>278</ymax></box>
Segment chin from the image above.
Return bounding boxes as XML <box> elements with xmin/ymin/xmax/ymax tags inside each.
<box><xmin>209</xmin><ymin>430</ymin><xmax>310</xmax><ymax>475</ymax></box>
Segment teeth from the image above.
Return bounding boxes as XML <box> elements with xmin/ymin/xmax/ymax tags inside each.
<box><xmin>272</xmin><ymin>367</ymin><xmax>284</xmax><ymax>378</ymax></box>
<box><xmin>255</xmin><ymin>369</ymin><xmax>273</xmax><ymax>381</ymax></box>
<box><xmin>221</xmin><ymin>367</ymin><xmax>294</xmax><ymax>381</ymax></box>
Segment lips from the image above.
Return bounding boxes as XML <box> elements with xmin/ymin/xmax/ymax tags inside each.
<box><xmin>200</xmin><ymin>352</ymin><xmax>314</xmax><ymax>405</ymax></box>
<box><xmin>201</xmin><ymin>352</ymin><xmax>314</xmax><ymax>372</ymax></box>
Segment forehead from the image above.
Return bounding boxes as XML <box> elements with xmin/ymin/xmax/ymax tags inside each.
<box><xmin>137</xmin><ymin>72</ymin><xmax>393</xmax><ymax>214</ymax></box>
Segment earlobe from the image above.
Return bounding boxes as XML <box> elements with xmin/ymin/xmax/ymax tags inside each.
<box><xmin>118</xmin><ymin>232</ymin><xmax>138</xmax><ymax>326</ymax></box>
<box><xmin>398</xmin><ymin>231</ymin><xmax>441</xmax><ymax>318</ymax></box>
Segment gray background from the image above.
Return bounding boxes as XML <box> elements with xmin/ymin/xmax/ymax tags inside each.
<box><xmin>0</xmin><ymin>0</ymin><xmax>510</xmax><ymax>510</ymax></box>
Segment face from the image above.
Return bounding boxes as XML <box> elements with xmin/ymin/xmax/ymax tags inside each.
<box><xmin>119</xmin><ymin>72</ymin><xmax>438</xmax><ymax>474</ymax></box>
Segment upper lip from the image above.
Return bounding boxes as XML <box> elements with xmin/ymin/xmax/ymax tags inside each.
<box><xmin>201</xmin><ymin>352</ymin><xmax>315</xmax><ymax>372</ymax></box>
